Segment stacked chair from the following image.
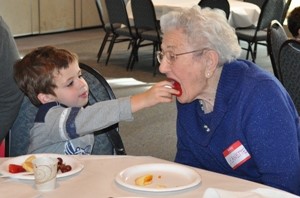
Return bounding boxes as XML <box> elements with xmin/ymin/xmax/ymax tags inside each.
<box><xmin>95</xmin><ymin>0</ymin><xmax>131</xmax><ymax>65</ymax></box>
<box><xmin>266</xmin><ymin>20</ymin><xmax>288</xmax><ymax>81</ymax></box>
<box><xmin>280</xmin><ymin>0</ymin><xmax>292</xmax><ymax>24</ymax></box>
<box><xmin>278</xmin><ymin>40</ymin><xmax>300</xmax><ymax>114</ymax></box>
<box><xmin>235</xmin><ymin>0</ymin><xmax>286</xmax><ymax>62</ymax></box>
<box><xmin>104</xmin><ymin>0</ymin><xmax>138</xmax><ymax>70</ymax></box>
<box><xmin>130</xmin><ymin>0</ymin><xmax>162</xmax><ymax>76</ymax></box>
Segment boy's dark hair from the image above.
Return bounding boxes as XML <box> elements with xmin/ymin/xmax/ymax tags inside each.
<box><xmin>288</xmin><ymin>6</ymin><xmax>300</xmax><ymax>38</ymax></box>
<box><xmin>14</xmin><ymin>46</ymin><xmax>78</xmax><ymax>106</ymax></box>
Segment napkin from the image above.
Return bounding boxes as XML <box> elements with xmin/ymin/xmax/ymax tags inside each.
<box><xmin>202</xmin><ymin>187</ymin><xmax>299</xmax><ymax>198</ymax></box>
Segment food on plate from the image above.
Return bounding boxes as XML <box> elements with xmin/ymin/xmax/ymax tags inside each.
<box><xmin>7</xmin><ymin>155</ymin><xmax>73</xmax><ymax>174</ymax></box>
<box><xmin>8</xmin><ymin>164</ymin><xmax>26</xmax><ymax>173</ymax></box>
<box><xmin>166</xmin><ymin>78</ymin><xmax>182</xmax><ymax>96</ymax></box>
<box><xmin>57</xmin><ymin>157</ymin><xmax>72</xmax><ymax>173</ymax></box>
<box><xmin>22</xmin><ymin>155</ymin><xmax>36</xmax><ymax>172</ymax></box>
<box><xmin>135</xmin><ymin>174</ymin><xmax>153</xmax><ymax>186</ymax></box>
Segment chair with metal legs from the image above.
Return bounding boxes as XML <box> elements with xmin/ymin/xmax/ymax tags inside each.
<box><xmin>105</xmin><ymin>0</ymin><xmax>138</xmax><ymax>69</ymax></box>
<box><xmin>267</xmin><ymin>20</ymin><xmax>288</xmax><ymax>81</ymax></box>
<box><xmin>130</xmin><ymin>0</ymin><xmax>162</xmax><ymax>75</ymax></box>
<box><xmin>236</xmin><ymin>0</ymin><xmax>285</xmax><ymax>62</ymax></box>
<box><xmin>95</xmin><ymin>0</ymin><xmax>131</xmax><ymax>64</ymax></box>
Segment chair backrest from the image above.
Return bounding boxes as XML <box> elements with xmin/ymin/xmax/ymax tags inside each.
<box><xmin>267</xmin><ymin>20</ymin><xmax>288</xmax><ymax>81</ymax></box>
<box><xmin>95</xmin><ymin>0</ymin><xmax>109</xmax><ymax>27</ymax></box>
<box><xmin>257</xmin><ymin>0</ymin><xmax>285</xmax><ymax>31</ymax></box>
<box><xmin>131</xmin><ymin>0</ymin><xmax>157</xmax><ymax>30</ymax></box>
<box><xmin>79</xmin><ymin>63</ymin><xmax>126</xmax><ymax>155</ymax></box>
<box><xmin>280</xmin><ymin>0</ymin><xmax>292</xmax><ymax>24</ymax></box>
<box><xmin>244</xmin><ymin>0</ymin><xmax>266</xmax><ymax>9</ymax></box>
<box><xmin>6</xmin><ymin>62</ymin><xmax>126</xmax><ymax>156</ymax></box>
<box><xmin>105</xmin><ymin>0</ymin><xmax>131</xmax><ymax>29</ymax></box>
<box><xmin>198</xmin><ymin>0</ymin><xmax>230</xmax><ymax>19</ymax></box>
<box><xmin>278</xmin><ymin>39</ymin><xmax>300</xmax><ymax>113</ymax></box>
<box><xmin>131</xmin><ymin>0</ymin><xmax>160</xmax><ymax>38</ymax></box>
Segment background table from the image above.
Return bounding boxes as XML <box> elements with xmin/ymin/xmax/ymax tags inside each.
<box><xmin>126</xmin><ymin>0</ymin><xmax>260</xmax><ymax>28</ymax></box>
<box><xmin>0</xmin><ymin>155</ymin><xmax>298</xmax><ymax>198</ymax></box>
<box><xmin>229</xmin><ymin>1</ymin><xmax>260</xmax><ymax>28</ymax></box>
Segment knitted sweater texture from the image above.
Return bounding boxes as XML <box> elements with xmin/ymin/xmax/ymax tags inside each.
<box><xmin>175</xmin><ymin>60</ymin><xmax>300</xmax><ymax>195</ymax></box>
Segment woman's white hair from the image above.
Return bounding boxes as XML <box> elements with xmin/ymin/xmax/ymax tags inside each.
<box><xmin>160</xmin><ymin>6</ymin><xmax>241</xmax><ymax>65</ymax></box>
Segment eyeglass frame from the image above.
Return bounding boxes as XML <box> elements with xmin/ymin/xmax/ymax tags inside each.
<box><xmin>156</xmin><ymin>48</ymin><xmax>208</xmax><ymax>64</ymax></box>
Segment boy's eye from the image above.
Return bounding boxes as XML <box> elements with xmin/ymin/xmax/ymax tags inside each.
<box><xmin>79</xmin><ymin>74</ymin><xmax>83</xmax><ymax>78</ymax></box>
<box><xmin>66</xmin><ymin>81</ymin><xmax>74</xmax><ymax>87</ymax></box>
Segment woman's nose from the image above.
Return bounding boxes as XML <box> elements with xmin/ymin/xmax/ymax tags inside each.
<box><xmin>158</xmin><ymin>60</ymin><xmax>170</xmax><ymax>74</ymax></box>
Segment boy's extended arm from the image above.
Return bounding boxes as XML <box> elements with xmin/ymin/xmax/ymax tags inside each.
<box><xmin>130</xmin><ymin>80</ymin><xmax>178</xmax><ymax>113</ymax></box>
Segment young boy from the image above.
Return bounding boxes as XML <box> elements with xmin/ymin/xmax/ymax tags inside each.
<box><xmin>14</xmin><ymin>46</ymin><xmax>178</xmax><ymax>155</ymax></box>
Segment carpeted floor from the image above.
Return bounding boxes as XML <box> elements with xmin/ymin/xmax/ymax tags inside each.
<box><xmin>15</xmin><ymin>27</ymin><xmax>273</xmax><ymax>161</ymax></box>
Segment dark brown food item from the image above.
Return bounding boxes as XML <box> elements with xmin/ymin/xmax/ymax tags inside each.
<box><xmin>57</xmin><ymin>157</ymin><xmax>72</xmax><ymax>173</ymax></box>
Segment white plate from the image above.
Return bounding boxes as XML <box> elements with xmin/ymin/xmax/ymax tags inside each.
<box><xmin>115</xmin><ymin>163</ymin><xmax>201</xmax><ymax>192</ymax></box>
<box><xmin>0</xmin><ymin>153</ymin><xmax>84</xmax><ymax>180</ymax></box>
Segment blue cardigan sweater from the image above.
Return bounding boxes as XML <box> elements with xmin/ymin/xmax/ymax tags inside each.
<box><xmin>175</xmin><ymin>60</ymin><xmax>300</xmax><ymax>195</ymax></box>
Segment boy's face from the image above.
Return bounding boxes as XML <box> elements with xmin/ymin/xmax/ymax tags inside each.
<box><xmin>51</xmin><ymin>61</ymin><xmax>89</xmax><ymax>107</ymax></box>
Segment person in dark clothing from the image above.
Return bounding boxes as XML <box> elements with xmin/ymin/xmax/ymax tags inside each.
<box><xmin>0</xmin><ymin>16</ymin><xmax>24</xmax><ymax>142</ymax></box>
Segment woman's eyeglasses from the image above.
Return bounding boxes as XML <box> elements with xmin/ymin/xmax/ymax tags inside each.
<box><xmin>156</xmin><ymin>49</ymin><xmax>207</xmax><ymax>64</ymax></box>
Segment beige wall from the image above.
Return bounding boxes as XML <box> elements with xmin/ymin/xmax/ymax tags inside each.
<box><xmin>0</xmin><ymin>0</ymin><xmax>100</xmax><ymax>36</ymax></box>
<box><xmin>82</xmin><ymin>0</ymin><xmax>101</xmax><ymax>27</ymax></box>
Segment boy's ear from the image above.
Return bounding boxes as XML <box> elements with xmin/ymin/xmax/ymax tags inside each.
<box><xmin>37</xmin><ymin>93</ymin><xmax>56</xmax><ymax>104</ymax></box>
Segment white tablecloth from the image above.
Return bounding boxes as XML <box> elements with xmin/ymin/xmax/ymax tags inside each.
<box><xmin>126</xmin><ymin>0</ymin><xmax>260</xmax><ymax>28</ymax></box>
<box><xmin>0</xmin><ymin>155</ymin><xmax>298</xmax><ymax>198</ymax></box>
<box><xmin>228</xmin><ymin>1</ymin><xmax>260</xmax><ymax>28</ymax></box>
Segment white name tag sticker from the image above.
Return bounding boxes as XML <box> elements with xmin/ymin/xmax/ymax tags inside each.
<box><xmin>223</xmin><ymin>140</ymin><xmax>251</xmax><ymax>170</ymax></box>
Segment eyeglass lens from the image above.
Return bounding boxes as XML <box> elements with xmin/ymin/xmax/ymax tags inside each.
<box><xmin>156</xmin><ymin>51</ymin><xmax>174</xmax><ymax>63</ymax></box>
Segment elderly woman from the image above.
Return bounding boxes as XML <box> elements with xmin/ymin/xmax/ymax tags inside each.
<box><xmin>158</xmin><ymin>6</ymin><xmax>300</xmax><ymax>195</ymax></box>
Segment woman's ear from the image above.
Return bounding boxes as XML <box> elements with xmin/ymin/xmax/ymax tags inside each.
<box><xmin>37</xmin><ymin>93</ymin><xmax>56</xmax><ymax>104</ymax></box>
<box><xmin>204</xmin><ymin>50</ymin><xmax>219</xmax><ymax>78</ymax></box>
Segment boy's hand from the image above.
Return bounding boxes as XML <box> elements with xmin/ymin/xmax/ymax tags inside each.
<box><xmin>131</xmin><ymin>80</ymin><xmax>179</xmax><ymax>112</ymax></box>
